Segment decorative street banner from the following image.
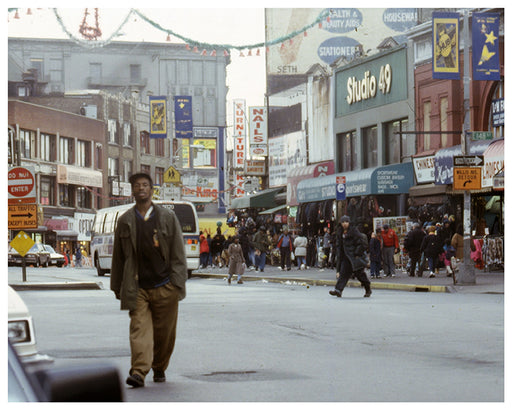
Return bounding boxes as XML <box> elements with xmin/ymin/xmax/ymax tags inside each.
<box><xmin>149</xmin><ymin>96</ymin><xmax>167</xmax><ymax>138</ymax></box>
<box><xmin>432</xmin><ymin>12</ymin><xmax>460</xmax><ymax>80</ymax></box>
<box><xmin>472</xmin><ymin>12</ymin><xmax>501</xmax><ymax>81</ymax></box>
<box><xmin>174</xmin><ymin>96</ymin><xmax>193</xmax><ymax>139</ymax></box>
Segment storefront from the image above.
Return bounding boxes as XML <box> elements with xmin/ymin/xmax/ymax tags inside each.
<box><xmin>296</xmin><ymin>162</ymin><xmax>415</xmax><ymax>236</ymax></box>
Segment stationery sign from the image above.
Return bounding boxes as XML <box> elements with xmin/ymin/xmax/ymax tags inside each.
<box><xmin>174</xmin><ymin>96</ymin><xmax>193</xmax><ymax>139</ymax></box>
<box><xmin>149</xmin><ymin>96</ymin><xmax>167</xmax><ymax>138</ymax></box>
<box><xmin>233</xmin><ymin>99</ymin><xmax>246</xmax><ymax>169</ymax></box>
<box><xmin>432</xmin><ymin>12</ymin><xmax>460</xmax><ymax>80</ymax></box>
<box><xmin>472</xmin><ymin>12</ymin><xmax>501</xmax><ymax>81</ymax></box>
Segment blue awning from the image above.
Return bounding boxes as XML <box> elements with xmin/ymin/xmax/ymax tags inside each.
<box><xmin>434</xmin><ymin>140</ymin><xmax>493</xmax><ymax>185</ymax></box>
<box><xmin>297</xmin><ymin>162</ymin><xmax>414</xmax><ymax>203</ymax></box>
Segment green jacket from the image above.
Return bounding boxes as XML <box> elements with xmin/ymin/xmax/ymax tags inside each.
<box><xmin>110</xmin><ymin>204</ymin><xmax>187</xmax><ymax>311</ymax></box>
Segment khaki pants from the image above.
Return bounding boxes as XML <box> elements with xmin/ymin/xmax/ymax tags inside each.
<box><xmin>129</xmin><ymin>282</ymin><xmax>180</xmax><ymax>380</ymax></box>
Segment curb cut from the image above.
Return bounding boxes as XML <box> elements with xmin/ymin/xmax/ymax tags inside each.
<box><xmin>190</xmin><ymin>273</ymin><xmax>451</xmax><ymax>293</ymax></box>
<box><xmin>10</xmin><ymin>281</ymin><xmax>104</xmax><ymax>291</ymax></box>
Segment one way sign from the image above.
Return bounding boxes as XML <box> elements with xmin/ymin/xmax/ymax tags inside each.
<box><xmin>453</xmin><ymin>155</ymin><xmax>484</xmax><ymax>167</ymax></box>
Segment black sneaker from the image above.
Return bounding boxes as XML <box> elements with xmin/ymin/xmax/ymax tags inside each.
<box><xmin>153</xmin><ymin>370</ymin><xmax>166</xmax><ymax>383</ymax></box>
<box><xmin>329</xmin><ymin>289</ymin><xmax>341</xmax><ymax>297</ymax></box>
<box><xmin>126</xmin><ymin>374</ymin><xmax>144</xmax><ymax>388</ymax></box>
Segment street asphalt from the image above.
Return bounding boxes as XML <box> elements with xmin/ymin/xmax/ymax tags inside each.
<box><xmin>8</xmin><ymin>262</ymin><xmax>504</xmax><ymax>294</ymax></box>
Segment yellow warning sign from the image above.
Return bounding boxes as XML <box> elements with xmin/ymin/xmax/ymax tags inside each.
<box><xmin>10</xmin><ymin>231</ymin><xmax>35</xmax><ymax>257</ymax></box>
<box><xmin>453</xmin><ymin>167</ymin><xmax>482</xmax><ymax>190</ymax></box>
<box><xmin>163</xmin><ymin>166</ymin><xmax>181</xmax><ymax>184</ymax></box>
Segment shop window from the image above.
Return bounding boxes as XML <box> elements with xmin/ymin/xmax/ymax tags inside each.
<box><xmin>385</xmin><ymin>118</ymin><xmax>410</xmax><ymax>164</ymax></box>
<box><xmin>362</xmin><ymin>126</ymin><xmax>378</xmax><ymax>168</ymax></box>
<box><xmin>123</xmin><ymin>160</ymin><xmax>132</xmax><ymax>183</ymax></box>
<box><xmin>108</xmin><ymin>119</ymin><xmax>119</xmax><ymax>144</ymax></box>
<box><xmin>155</xmin><ymin>138</ymin><xmax>165</xmax><ymax>157</ymax></box>
<box><xmin>123</xmin><ymin>122</ymin><xmax>132</xmax><ymax>147</ymax></box>
<box><xmin>108</xmin><ymin>157</ymin><xmax>119</xmax><ymax>178</ymax></box>
<box><xmin>76</xmin><ymin>140</ymin><xmax>91</xmax><ymax>167</ymax></box>
<box><xmin>76</xmin><ymin>186</ymin><xmax>91</xmax><ymax>209</ymax></box>
<box><xmin>155</xmin><ymin>167</ymin><xmax>164</xmax><ymax>186</ymax></box>
<box><xmin>423</xmin><ymin>101</ymin><xmax>431</xmax><ymax>150</ymax></box>
<box><xmin>40</xmin><ymin>176</ymin><xmax>55</xmax><ymax>206</ymax></box>
<box><xmin>59</xmin><ymin>184</ymin><xmax>75</xmax><ymax>207</ymax></box>
<box><xmin>140</xmin><ymin>131</ymin><xmax>150</xmax><ymax>154</ymax></box>
<box><xmin>40</xmin><ymin>133</ymin><xmax>56</xmax><ymax>162</ymax></box>
<box><xmin>339</xmin><ymin>130</ymin><xmax>357</xmax><ymax>172</ymax></box>
<box><xmin>19</xmin><ymin>129</ymin><xmax>36</xmax><ymax>159</ymax></box>
<box><xmin>59</xmin><ymin>137</ymin><xmax>74</xmax><ymax>164</ymax></box>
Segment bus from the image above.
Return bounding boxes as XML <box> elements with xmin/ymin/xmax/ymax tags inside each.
<box><xmin>90</xmin><ymin>200</ymin><xmax>200</xmax><ymax>277</ymax></box>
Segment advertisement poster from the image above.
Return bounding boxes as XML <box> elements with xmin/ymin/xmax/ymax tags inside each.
<box><xmin>174</xmin><ymin>96</ymin><xmax>193</xmax><ymax>139</ymax></box>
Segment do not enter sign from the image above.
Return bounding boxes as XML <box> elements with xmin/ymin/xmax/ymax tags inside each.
<box><xmin>8</xmin><ymin>166</ymin><xmax>36</xmax><ymax>204</ymax></box>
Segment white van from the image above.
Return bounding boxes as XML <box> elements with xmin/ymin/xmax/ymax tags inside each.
<box><xmin>90</xmin><ymin>200</ymin><xmax>200</xmax><ymax>277</ymax></box>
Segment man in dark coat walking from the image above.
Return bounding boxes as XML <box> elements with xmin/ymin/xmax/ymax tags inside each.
<box><xmin>329</xmin><ymin>215</ymin><xmax>372</xmax><ymax>298</ymax></box>
<box><xmin>404</xmin><ymin>222</ymin><xmax>426</xmax><ymax>277</ymax></box>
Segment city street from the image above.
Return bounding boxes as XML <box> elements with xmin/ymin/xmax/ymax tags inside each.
<box><xmin>14</xmin><ymin>268</ymin><xmax>504</xmax><ymax>402</ymax></box>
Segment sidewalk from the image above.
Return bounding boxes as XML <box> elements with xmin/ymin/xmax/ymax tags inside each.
<box><xmin>192</xmin><ymin>264</ymin><xmax>505</xmax><ymax>295</ymax></box>
<box><xmin>8</xmin><ymin>264</ymin><xmax>504</xmax><ymax>294</ymax></box>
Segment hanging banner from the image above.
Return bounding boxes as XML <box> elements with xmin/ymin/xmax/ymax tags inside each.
<box><xmin>472</xmin><ymin>12</ymin><xmax>501</xmax><ymax>81</ymax></box>
<box><xmin>233</xmin><ymin>99</ymin><xmax>246</xmax><ymax>169</ymax></box>
<box><xmin>432</xmin><ymin>12</ymin><xmax>460</xmax><ymax>80</ymax></box>
<box><xmin>249</xmin><ymin>106</ymin><xmax>268</xmax><ymax>156</ymax></box>
<box><xmin>174</xmin><ymin>96</ymin><xmax>193</xmax><ymax>139</ymax></box>
<box><xmin>149</xmin><ymin>96</ymin><xmax>167</xmax><ymax>138</ymax></box>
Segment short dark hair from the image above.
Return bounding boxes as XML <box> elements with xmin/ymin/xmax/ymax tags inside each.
<box><xmin>129</xmin><ymin>172</ymin><xmax>153</xmax><ymax>187</ymax></box>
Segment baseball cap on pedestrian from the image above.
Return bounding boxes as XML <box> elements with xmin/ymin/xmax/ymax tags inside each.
<box><xmin>340</xmin><ymin>215</ymin><xmax>350</xmax><ymax>223</ymax></box>
<box><xmin>129</xmin><ymin>173</ymin><xmax>153</xmax><ymax>187</ymax></box>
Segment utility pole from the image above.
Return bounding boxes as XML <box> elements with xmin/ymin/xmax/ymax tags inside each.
<box><xmin>458</xmin><ymin>9</ymin><xmax>476</xmax><ymax>284</ymax></box>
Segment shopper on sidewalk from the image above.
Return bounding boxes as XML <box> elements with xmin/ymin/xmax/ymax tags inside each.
<box><xmin>381</xmin><ymin>224</ymin><xmax>399</xmax><ymax>277</ymax></box>
<box><xmin>329</xmin><ymin>215</ymin><xmax>372</xmax><ymax>298</ymax></box>
<box><xmin>404</xmin><ymin>222</ymin><xmax>426</xmax><ymax>277</ymax></box>
<box><xmin>293</xmin><ymin>231</ymin><xmax>308</xmax><ymax>270</ymax></box>
<box><xmin>277</xmin><ymin>227</ymin><xmax>293</xmax><ymax>271</ymax></box>
<box><xmin>252</xmin><ymin>226</ymin><xmax>271</xmax><ymax>272</ymax></box>
<box><xmin>369</xmin><ymin>229</ymin><xmax>382</xmax><ymax>279</ymax></box>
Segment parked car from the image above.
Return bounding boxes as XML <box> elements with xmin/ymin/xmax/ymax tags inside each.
<box><xmin>43</xmin><ymin>245</ymin><xmax>66</xmax><ymax>267</ymax></box>
<box><xmin>8</xmin><ymin>243</ymin><xmax>51</xmax><ymax>267</ymax></box>
<box><xmin>8</xmin><ymin>286</ymin><xmax>53</xmax><ymax>366</ymax></box>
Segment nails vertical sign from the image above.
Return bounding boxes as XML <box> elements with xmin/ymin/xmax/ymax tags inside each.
<box><xmin>249</xmin><ymin>106</ymin><xmax>268</xmax><ymax>157</ymax></box>
<box><xmin>233</xmin><ymin>99</ymin><xmax>246</xmax><ymax>169</ymax></box>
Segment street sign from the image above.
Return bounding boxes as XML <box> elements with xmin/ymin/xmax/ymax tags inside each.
<box><xmin>9</xmin><ymin>231</ymin><xmax>35</xmax><ymax>257</ymax></box>
<box><xmin>453</xmin><ymin>167</ymin><xmax>482</xmax><ymax>190</ymax></box>
<box><xmin>163</xmin><ymin>166</ymin><xmax>181</xmax><ymax>184</ymax></box>
<box><xmin>453</xmin><ymin>155</ymin><xmax>484</xmax><ymax>167</ymax></box>
<box><xmin>336</xmin><ymin>176</ymin><xmax>346</xmax><ymax>200</ymax></box>
<box><xmin>470</xmin><ymin>131</ymin><xmax>493</xmax><ymax>141</ymax></box>
<box><xmin>8</xmin><ymin>204</ymin><xmax>38</xmax><ymax>230</ymax></box>
<box><xmin>8</xmin><ymin>166</ymin><xmax>36</xmax><ymax>204</ymax></box>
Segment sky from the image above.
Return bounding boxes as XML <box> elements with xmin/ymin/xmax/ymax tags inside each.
<box><xmin>6</xmin><ymin>4</ymin><xmax>268</xmax><ymax>119</ymax></box>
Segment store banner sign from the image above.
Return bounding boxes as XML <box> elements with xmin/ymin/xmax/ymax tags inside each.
<box><xmin>432</xmin><ymin>12</ymin><xmax>460</xmax><ymax>80</ymax></box>
<box><xmin>233</xmin><ymin>99</ymin><xmax>246</xmax><ymax>169</ymax></box>
<box><xmin>249</xmin><ymin>106</ymin><xmax>268</xmax><ymax>156</ymax></box>
<box><xmin>174</xmin><ymin>96</ymin><xmax>193</xmax><ymax>139</ymax></box>
<box><xmin>149</xmin><ymin>96</ymin><xmax>168</xmax><ymax>139</ymax></box>
<box><xmin>472</xmin><ymin>12</ymin><xmax>501</xmax><ymax>81</ymax></box>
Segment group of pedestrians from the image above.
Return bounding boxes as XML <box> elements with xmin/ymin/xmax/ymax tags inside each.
<box><xmin>403</xmin><ymin>218</ymin><xmax>461</xmax><ymax>278</ymax></box>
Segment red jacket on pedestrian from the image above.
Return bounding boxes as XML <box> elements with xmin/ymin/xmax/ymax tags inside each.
<box><xmin>381</xmin><ymin>227</ymin><xmax>399</xmax><ymax>248</ymax></box>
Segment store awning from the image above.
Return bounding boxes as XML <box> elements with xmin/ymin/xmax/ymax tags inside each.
<box><xmin>259</xmin><ymin>204</ymin><xmax>288</xmax><ymax>215</ymax></box>
<box><xmin>434</xmin><ymin>139</ymin><xmax>493</xmax><ymax>185</ymax></box>
<box><xmin>230</xmin><ymin>187</ymin><xmax>284</xmax><ymax>209</ymax></box>
<box><xmin>297</xmin><ymin>162</ymin><xmax>414</xmax><ymax>203</ymax></box>
<box><xmin>54</xmin><ymin>230</ymin><xmax>78</xmax><ymax>240</ymax></box>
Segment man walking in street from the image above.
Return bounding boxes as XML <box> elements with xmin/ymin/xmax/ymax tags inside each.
<box><xmin>252</xmin><ymin>225</ymin><xmax>271</xmax><ymax>272</ymax></box>
<box><xmin>381</xmin><ymin>223</ymin><xmax>399</xmax><ymax>277</ymax></box>
<box><xmin>329</xmin><ymin>215</ymin><xmax>372</xmax><ymax>298</ymax></box>
<box><xmin>404</xmin><ymin>222</ymin><xmax>426</xmax><ymax>277</ymax></box>
<box><xmin>110</xmin><ymin>173</ymin><xmax>188</xmax><ymax>388</ymax></box>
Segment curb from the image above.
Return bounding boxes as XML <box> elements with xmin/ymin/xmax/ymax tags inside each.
<box><xmin>10</xmin><ymin>281</ymin><xmax>104</xmax><ymax>291</ymax></box>
<box><xmin>190</xmin><ymin>273</ymin><xmax>451</xmax><ymax>293</ymax></box>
